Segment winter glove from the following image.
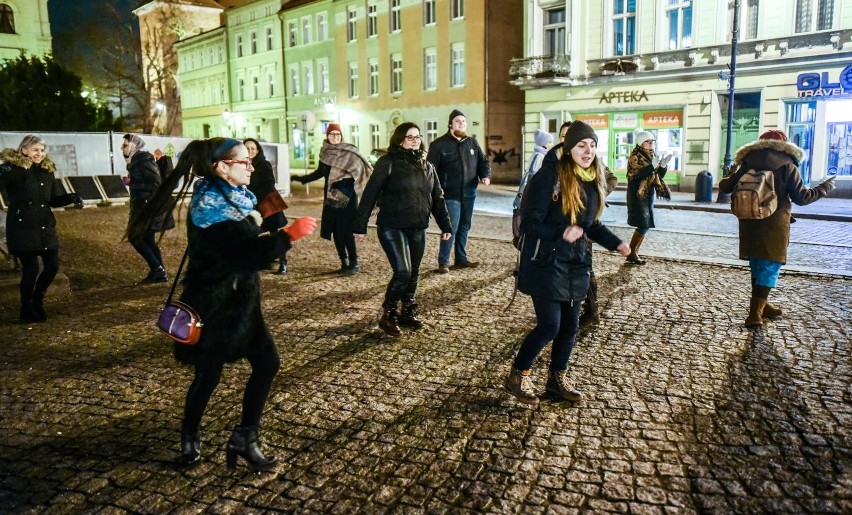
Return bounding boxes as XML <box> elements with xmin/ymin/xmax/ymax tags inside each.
<box><xmin>817</xmin><ymin>177</ymin><xmax>835</xmax><ymax>195</ymax></box>
<box><xmin>651</xmin><ymin>154</ymin><xmax>660</xmax><ymax>168</ymax></box>
<box><xmin>281</xmin><ymin>216</ymin><xmax>317</xmax><ymax>242</ymax></box>
<box><xmin>658</xmin><ymin>154</ymin><xmax>673</xmax><ymax>168</ymax></box>
<box><xmin>73</xmin><ymin>194</ymin><xmax>84</xmax><ymax>208</ymax></box>
<box><xmin>246</xmin><ymin>209</ymin><xmax>263</xmax><ymax>226</ymax></box>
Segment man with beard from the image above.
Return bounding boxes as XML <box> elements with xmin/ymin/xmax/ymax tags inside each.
<box><xmin>427</xmin><ymin>109</ymin><xmax>491</xmax><ymax>274</ymax></box>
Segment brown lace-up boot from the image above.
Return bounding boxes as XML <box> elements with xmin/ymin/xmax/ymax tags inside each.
<box><xmin>504</xmin><ymin>368</ymin><xmax>539</xmax><ymax>406</ymax></box>
<box><xmin>545</xmin><ymin>370</ymin><xmax>583</xmax><ymax>401</ymax></box>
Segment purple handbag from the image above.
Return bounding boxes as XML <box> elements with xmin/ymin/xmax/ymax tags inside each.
<box><xmin>156</xmin><ymin>250</ymin><xmax>203</xmax><ymax>345</ymax></box>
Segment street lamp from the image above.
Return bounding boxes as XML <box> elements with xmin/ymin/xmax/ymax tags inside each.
<box><xmin>154</xmin><ymin>100</ymin><xmax>166</xmax><ymax>134</ymax></box>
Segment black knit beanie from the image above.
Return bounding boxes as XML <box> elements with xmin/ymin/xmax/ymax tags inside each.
<box><xmin>448</xmin><ymin>109</ymin><xmax>465</xmax><ymax>127</ymax></box>
<box><xmin>563</xmin><ymin>120</ymin><xmax>598</xmax><ymax>150</ymax></box>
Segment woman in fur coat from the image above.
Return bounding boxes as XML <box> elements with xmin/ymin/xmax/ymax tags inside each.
<box><xmin>0</xmin><ymin>135</ymin><xmax>82</xmax><ymax>323</ymax></box>
<box><xmin>718</xmin><ymin>129</ymin><xmax>833</xmax><ymax>327</ymax></box>
<box><xmin>624</xmin><ymin>130</ymin><xmax>672</xmax><ymax>265</ymax></box>
<box><xmin>128</xmin><ymin>137</ymin><xmax>316</xmax><ymax>471</ymax></box>
<box><xmin>292</xmin><ymin>123</ymin><xmax>371</xmax><ymax>275</ymax></box>
<box><xmin>506</xmin><ymin>121</ymin><xmax>630</xmax><ymax>406</ymax></box>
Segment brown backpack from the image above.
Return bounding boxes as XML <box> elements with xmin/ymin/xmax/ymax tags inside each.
<box><xmin>731</xmin><ymin>169</ymin><xmax>777</xmax><ymax>219</ymax></box>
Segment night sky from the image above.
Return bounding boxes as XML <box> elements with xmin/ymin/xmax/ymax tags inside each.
<box><xmin>48</xmin><ymin>0</ymin><xmax>138</xmax><ymax>68</ymax></box>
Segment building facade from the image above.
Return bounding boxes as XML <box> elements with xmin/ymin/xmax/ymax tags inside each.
<box><xmin>513</xmin><ymin>0</ymin><xmax>852</xmax><ymax>195</ymax></box>
<box><xmin>0</xmin><ymin>0</ymin><xmax>51</xmax><ymax>60</ymax></box>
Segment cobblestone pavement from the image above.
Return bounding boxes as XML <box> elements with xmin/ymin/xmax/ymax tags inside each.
<box><xmin>1</xmin><ymin>200</ymin><xmax>850</xmax><ymax>513</ymax></box>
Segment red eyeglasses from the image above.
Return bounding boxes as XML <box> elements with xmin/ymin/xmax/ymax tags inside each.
<box><xmin>218</xmin><ymin>159</ymin><xmax>254</xmax><ymax>168</ymax></box>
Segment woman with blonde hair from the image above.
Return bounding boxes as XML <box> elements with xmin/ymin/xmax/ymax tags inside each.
<box><xmin>506</xmin><ymin>121</ymin><xmax>629</xmax><ymax>406</ymax></box>
<box><xmin>0</xmin><ymin>135</ymin><xmax>82</xmax><ymax>323</ymax></box>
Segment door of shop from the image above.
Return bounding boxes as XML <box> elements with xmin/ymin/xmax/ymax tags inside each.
<box><xmin>826</xmin><ymin>122</ymin><xmax>852</xmax><ymax>178</ymax></box>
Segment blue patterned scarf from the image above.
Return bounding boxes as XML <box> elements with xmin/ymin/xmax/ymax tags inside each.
<box><xmin>190</xmin><ymin>178</ymin><xmax>257</xmax><ymax>228</ymax></box>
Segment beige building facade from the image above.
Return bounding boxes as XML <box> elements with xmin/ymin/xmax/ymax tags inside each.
<box><xmin>0</xmin><ymin>0</ymin><xmax>51</xmax><ymax>60</ymax></box>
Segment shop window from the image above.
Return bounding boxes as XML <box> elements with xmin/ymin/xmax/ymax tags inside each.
<box><xmin>544</xmin><ymin>7</ymin><xmax>566</xmax><ymax>56</ymax></box>
<box><xmin>795</xmin><ymin>0</ymin><xmax>833</xmax><ymax>33</ymax></box>
<box><xmin>719</xmin><ymin>92</ymin><xmax>761</xmax><ymax>171</ymax></box>
<box><xmin>826</xmin><ymin>123</ymin><xmax>852</xmax><ymax>178</ymax></box>
<box><xmin>0</xmin><ymin>4</ymin><xmax>14</xmax><ymax>34</ymax></box>
<box><xmin>612</xmin><ymin>0</ymin><xmax>636</xmax><ymax>56</ymax></box>
<box><xmin>666</xmin><ymin>0</ymin><xmax>693</xmax><ymax>50</ymax></box>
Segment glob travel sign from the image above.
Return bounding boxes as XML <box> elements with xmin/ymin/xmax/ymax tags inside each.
<box><xmin>797</xmin><ymin>64</ymin><xmax>852</xmax><ymax>98</ymax></box>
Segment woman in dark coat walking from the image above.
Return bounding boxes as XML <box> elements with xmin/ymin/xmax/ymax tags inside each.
<box><xmin>128</xmin><ymin>137</ymin><xmax>316</xmax><ymax>471</ymax></box>
<box><xmin>625</xmin><ymin>130</ymin><xmax>672</xmax><ymax>265</ymax></box>
<box><xmin>0</xmin><ymin>135</ymin><xmax>82</xmax><ymax>323</ymax></box>
<box><xmin>292</xmin><ymin>124</ymin><xmax>371</xmax><ymax>275</ymax></box>
<box><xmin>354</xmin><ymin>122</ymin><xmax>452</xmax><ymax>336</ymax></box>
<box><xmin>506</xmin><ymin>121</ymin><xmax>629</xmax><ymax>406</ymax></box>
<box><xmin>245</xmin><ymin>138</ymin><xmax>289</xmax><ymax>274</ymax></box>
<box><xmin>718</xmin><ymin>129</ymin><xmax>832</xmax><ymax>327</ymax></box>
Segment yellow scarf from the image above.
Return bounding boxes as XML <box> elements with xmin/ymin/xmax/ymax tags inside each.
<box><xmin>574</xmin><ymin>164</ymin><xmax>596</xmax><ymax>182</ymax></box>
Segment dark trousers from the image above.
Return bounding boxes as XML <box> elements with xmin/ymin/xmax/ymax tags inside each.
<box><xmin>130</xmin><ymin>231</ymin><xmax>164</xmax><ymax>271</ymax></box>
<box><xmin>181</xmin><ymin>344</ymin><xmax>281</xmax><ymax>434</ymax></box>
<box><xmin>18</xmin><ymin>250</ymin><xmax>59</xmax><ymax>306</ymax></box>
<box><xmin>333</xmin><ymin>229</ymin><xmax>357</xmax><ymax>263</ymax></box>
<box><xmin>377</xmin><ymin>227</ymin><xmax>425</xmax><ymax>308</ymax></box>
<box><xmin>513</xmin><ymin>296</ymin><xmax>582</xmax><ymax>372</ymax></box>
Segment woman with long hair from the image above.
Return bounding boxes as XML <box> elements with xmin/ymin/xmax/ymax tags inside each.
<box><xmin>506</xmin><ymin>121</ymin><xmax>629</xmax><ymax>406</ymax></box>
<box><xmin>0</xmin><ymin>135</ymin><xmax>82</xmax><ymax>323</ymax></box>
<box><xmin>128</xmin><ymin>137</ymin><xmax>316</xmax><ymax>471</ymax></box>
<box><xmin>354</xmin><ymin>122</ymin><xmax>452</xmax><ymax>336</ymax></box>
<box><xmin>244</xmin><ymin>138</ymin><xmax>289</xmax><ymax>274</ymax></box>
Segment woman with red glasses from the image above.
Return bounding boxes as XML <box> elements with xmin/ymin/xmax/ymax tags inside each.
<box><xmin>128</xmin><ymin>137</ymin><xmax>316</xmax><ymax>472</ymax></box>
<box><xmin>292</xmin><ymin>123</ymin><xmax>371</xmax><ymax>275</ymax></box>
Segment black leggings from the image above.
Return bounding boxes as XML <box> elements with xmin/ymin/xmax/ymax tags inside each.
<box><xmin>18</xmin><ymin>250</ymin><xmax>59</xmax><ymax>306</ymax></box>
<box><xmin>377</xmin><ymin>227</ymin><xmax>425</xmax><ymax>308</ymax></box>
<box><xmin>130</xmin><ymin>231</ymin><xmax>163</xmax><ymax>270</ymax></box>
<box><xmin>181</xmin><ymin>344</ymin><xmax>281</xmax><ymax>434</ymax></box>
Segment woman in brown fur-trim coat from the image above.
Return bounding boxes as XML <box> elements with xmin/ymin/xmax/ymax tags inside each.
<box><xmin>718</xmin><ymin>129</ymin><xmax>833</xmax><ymax>327</ymax></box>
<box><xmin>625</xmin><ymin>130</ymin><xmax>672</xmax><ymax>265</ymax></box>
<box><xmin>0</xmin><ymin>135</ymin><xmax>82</xmax><ymax>323</ymax></box>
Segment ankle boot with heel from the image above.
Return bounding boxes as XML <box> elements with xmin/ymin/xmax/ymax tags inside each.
<box><xmin>180</xmin><ymin>432</ymin><xmax>201</xmax><ymax>467</ymax></box>
<box><xmin>226</xmin><ymin>426</ymin><xmax>277</xmax><ymax>472</ymax></box>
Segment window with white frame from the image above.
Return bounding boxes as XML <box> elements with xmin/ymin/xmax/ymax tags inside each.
<box><xmin>268</xmin><ymin>73</ymin><xmax>275</xmax><ymax>97</ymax></box>
<box><xmin>423</xmin><ymin>48</ymin><xmax>437</xmax><ymax>90</ymax></box>
<box><xmin>424</xmin><ymin>120</ymin><xmax>438</xmax><ymax>146</ymax></box>
<box><xmin>424</xmin><ymin>0</ymin><xmax>436</xmax><ymax>25</ymax></box>
<box><xmin>391</xmin><ymin>0</ymin><xmax>402</xmax><ymax>32</ymax></box>
<box><xmin>350</xmin><ymin>125</ymin><xmax>360</xmax><ymax>149</ymax></box>
<box><xmin>303</xmin><ymin>63</ymin><xmax>314</xmax><ymax>95</ymax></box>
<box><xmin>239</xmin><ymin>78</ymin><xmax>245</xmax><ymax>101</ymax></box>
<box><xmin>728</xmin><ymin>0</ymin><xmax>759</xmax><ymax>40</ymax></box>
<box><xmin>252</xmin><ymin>75</ymin><xmax>259</xmax><ymax>99</ymax></box>
<box><xmin>612</xmin><ymin>0</ymin><xmax>635</xmax><ymax>56</ymax></box>
<box><xmin>368</xmin><ymin>59</ymin><xmax>379</xmax><ymax>96</ymax></box>
<box><xmin>250</xmin><ymin>31</ymin><xmax>257</xmax><ymax>53</ymax></box>
<box><xmin>288</xmin><ymin>20</ymin><xmax>298</xmax><ymax>47</ymax></box>
<box><xmin>451</xmin><ymin>0</ymin><xmax>464</xmax><ymax>19</ymax></box>
<box><xmin>367</xmin><ymin>3</ymin><xmax>378</xmax><ymax>37</ymax></box>
<box><xmin>348</xmin><ymin>62</ymin><xmax>359</xmax><ymax>98</ymax></box>
<box><xmin>318</xmin><ymin>61</ymin><xmax>330</xmax><ymax>93</ymax></box>
<box><xmin>391</xmin><ymin>54</ymin><xmax>403</xmax><ymax>93</ymax></box>
<box><xmin>544</xmin><ymin>7</ymin><xmax>566</xmax><ymax>56</ymax></box>
<box><xmin>370</xmin><ymin>124</ymin><xmax>381</xmax><ymax>150</ymax></box>
<box><xmin>289</xmin><ymin>66</ymin><xmax>300</xmax><ymax>96</ymax></box>
<box><xmin>236</xmin><ymin>35</ymin><xmax>244</xmax><ymax>57</ymax></box>
<box><xmin>317</xmin><ymin>12</ymin><xmax>328</xmax><ymax>40</ymax></box>
<box><xmin>301</xmin><ymin>16</ymin><xmax>312</xmax><ymax>44</ymax></box>
<box><xmin>220</xmin><ymin>82</ymin><xmax>225</xmax><ymax>103</ymax></box>
<box><xmin>347</xmin><ymin>7</ymin><xmax>357</xmax><ymax>41</ymax></box>
<box><xmin>795</xmin><ymin>0</ymin><xmax>833</xmax><ymax>32</ymax></box>
<box><xmin>451</xmin><ymin>43</ymin><xmax>465</xmax><ymax>87</ymax></box>
<box><xmin>266</xmin><ymin>27</ymin><xmax>273</xmax><ymax>50</ymax></box>
<box><xmin>665</xmin><ymin>0</ymin><xmax>693</xmax><ymax>50</ymax></box>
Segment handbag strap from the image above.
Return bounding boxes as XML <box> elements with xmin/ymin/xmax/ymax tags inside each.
<box><xmin>165</xmin><ymin>248</ymin><xmax>189</xmax><ymax>307</ymax></box>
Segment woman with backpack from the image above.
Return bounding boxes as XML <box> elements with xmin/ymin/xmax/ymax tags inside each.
<box><xmin>505</xmin><ymin>120</ymin><xmax>629</xmax><ymax>406</ymax></box>
<box><xmin>718</xmin><ymin>129</ymin><xmax>834</xmax><ymax>328</ymax></box>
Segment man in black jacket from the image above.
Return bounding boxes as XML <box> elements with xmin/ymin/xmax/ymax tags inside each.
<box><xmin>426</xmin><ymin>109</ymin><xmax>491</xmax><ymax>273</ymax></box>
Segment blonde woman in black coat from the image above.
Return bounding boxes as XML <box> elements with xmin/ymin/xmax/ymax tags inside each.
<box><xmin>0</xmin><ymin>135</ymin><xmax>82</xmax><ymax>323</ymax></box>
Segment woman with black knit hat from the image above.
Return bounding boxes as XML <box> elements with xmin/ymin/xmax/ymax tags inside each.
<box><xmin>292</xmin><ymin>124</ymin><xmax>371</xmax><ymax>274</ymax></box>
<box><xmin>505</xmin><ymin>120</ymin><xmax>629</xmax><ymax>406</ymax></box>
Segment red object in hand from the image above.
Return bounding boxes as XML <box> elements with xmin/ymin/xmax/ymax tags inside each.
<box><xmin>281</xmin><ymin>217</ymin><xmax>317</xmax><ymax>242</ymax></box>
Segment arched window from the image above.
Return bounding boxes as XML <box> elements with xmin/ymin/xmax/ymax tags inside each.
<box><xmin>0</xmin><ymin>4</ymin><xmax>15</xmax><ymax>34</ymax></box>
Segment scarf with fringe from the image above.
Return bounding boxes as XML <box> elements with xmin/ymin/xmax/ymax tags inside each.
<box><xmin>319</xmin><ymin>141</ymin><xmax>372</xmax><ymax>197</ymax></box>
<box><xmin>627</xmin><ymin>146</ymin><xmax>671</xmax><ymax>200</ymax></box>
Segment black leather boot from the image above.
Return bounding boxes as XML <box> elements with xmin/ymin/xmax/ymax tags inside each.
<box><xmin>378</xmin><ymin>306</ymin><xmax>402</xmax><ymax>337</ymax></box>
<box><xmin>342</xmin><ymin>259</ymin><xmax>360</xmax><ymax>276</ymax></box>
<box><xmin>226</xmin><ymin>426</ymin><xmax>277</xmax><ymax>472</ymax></box>
<box><xmin>579</xmin><ymin>275</ymin><xmax>599</xmax><ymax>326</ymax></box>
<box><xmin>32</xmin><ymin>290</ymin><xmax>47</xmax><ymax>322</ymax></box>
<box><xmin>338</xmin><ymin>258</ymin><xmax>349</xmax><ymax>273</ymax></box>
<box><xmin>180</xmin><ymin>432</ymin><xmax>201</xmax><ymax>467</ymax></box>
<box><xmin>399</xmin><ymin>301</ymin><xmax>423</xmax><ymax>329</ymax></box>
<box><xmin>19</xmin><ymin>302</ymin><xmax>39</xmax><ymax>324</ymax></box>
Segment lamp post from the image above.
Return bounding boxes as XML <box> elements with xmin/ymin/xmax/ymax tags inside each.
<box><xmin>716</xmin><ymin>0</ymin><xmax>739</xmax><ymax>203</ymax></box>
<box><xmin>154</xmin><ymin>100</ymin><xmax>166</xmax><ymax>135</ymax></box>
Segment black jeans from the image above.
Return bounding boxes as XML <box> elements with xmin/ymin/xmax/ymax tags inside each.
<box><xmin>513</xmin><ymin>296</ymin><xmax>582</xmax><ymax>372</ymax></box>
<box><xmin>130</xmin><ymin>231</ymin><xmax>164</xmax><ymax>271</ymax></box>
<box><xmin>333</xmin><ymin>229</ymin><xmax>357</xmax><ymax>263</ymax></box>
<box><xmin>18</xmin><ymin>250</ymin><xmax>59</xmax><ymax>306</ymax></box>
<box><xmin>181</xmin><ymin>344</ymin><xmax>281</xmax><ymax>434</ymax></box>
<box><xmin>377</xmin><ymin>227</ymin><xmax>425</xmax><ymax>308</ymax></box>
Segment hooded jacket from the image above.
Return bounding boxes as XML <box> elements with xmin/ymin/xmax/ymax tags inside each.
<box><xmin>718</xmin><ymin>138</ymin><xmax>825</xmax><ymax>263</ymax></box>
<box><xmin>0</xmin><ymin>149</ymin><xmax>78</xmax><ymax>254</ymax></box>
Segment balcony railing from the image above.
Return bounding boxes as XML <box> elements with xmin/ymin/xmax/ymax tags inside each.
<box><xmin>509</xmin><ymin>54</ymin><xmax>571</xmax><ymax>81</ymax></box>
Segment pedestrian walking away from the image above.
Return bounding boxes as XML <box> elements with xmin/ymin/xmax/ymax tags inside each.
<box><xmin>0</xmin><ymin>135</ymin><xmax>83</xmax><ymax>323</ymax></box>
<box><xmin>292</xmin><ymin>124</ymin><xmax>372</xmax><ymax>275</ymax></box>
<box><xmin>122</xmin><ymin>134</ymin><xmax>175</xmax><ymax>284</ymax></box>
<box><xmin>625</xmin><ymin>129</ymin><xmax>672</xmax><ymax>265</ymax></box>
<box><xmin>355</xmin><ymin>122</ymin><xmax>452</xmax><ymax>337</ymax></box>
<box><xmin>718</xmin><ymin>129</ymin><xmax>834</xmax><ymax>328</ymax></box>
<box><xmin>127</xmin><ymin>137</ymin><xmax>317</xmax><ymax>471</ymax></box>
<box><xmin>245</xmin><ymin>138</ymin><xmax>289</xmax><ymax>274</ymax></box>
<box><xmin>427</xmin><ymin>109</ymin><xmax>491</xmax><ymax>274</ymax></box>
<box><xmin>506</xmin><ymin>120</ymin><xmax>630</xmax><ymax>406</ymax></box>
